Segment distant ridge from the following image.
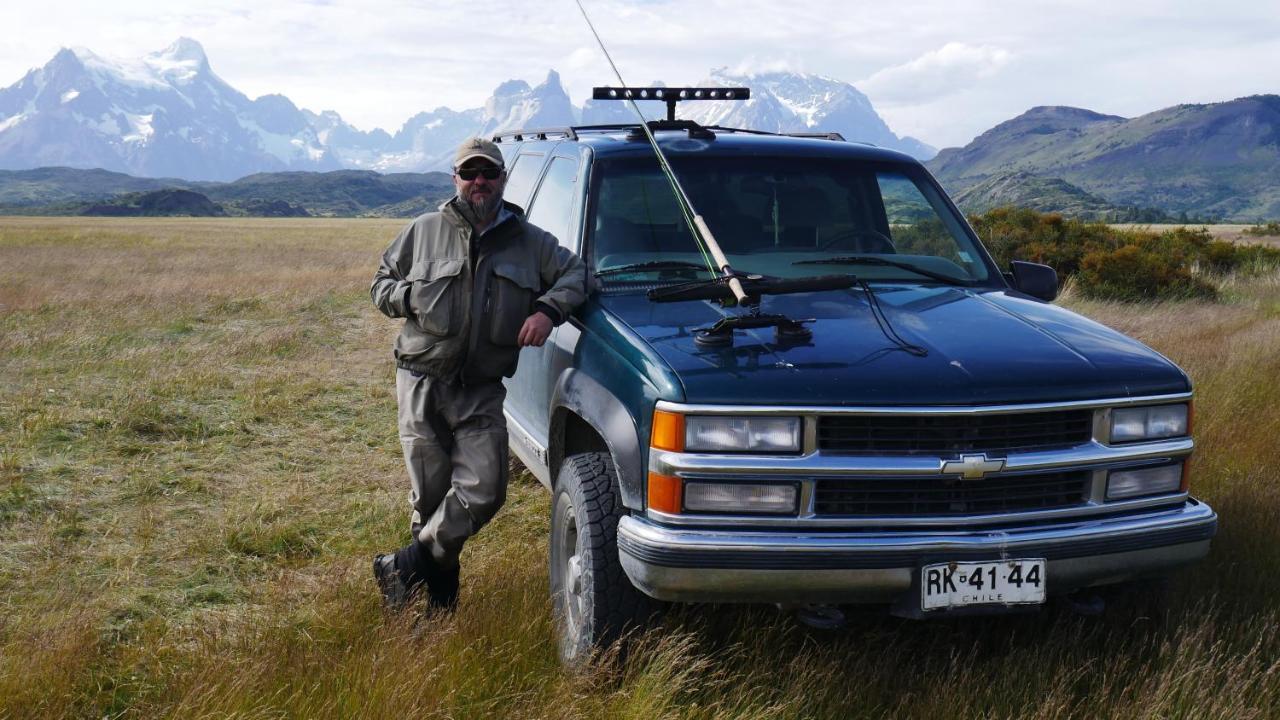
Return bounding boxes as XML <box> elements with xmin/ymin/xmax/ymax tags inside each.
<box><xmin>0</xmin><ymin>166</ymin><xmax>454</xmax><ymax>217</ymax></box>
<box><xmin>928</xmin><ymin>96</ymin><xmax>1280</xmax><ymax>221</ymax></box>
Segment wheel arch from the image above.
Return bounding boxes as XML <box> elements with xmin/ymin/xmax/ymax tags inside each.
<box><xmin>549</xmin><ymin>368</ymin><xmax>645</xmax><ymax>509</ymax></box>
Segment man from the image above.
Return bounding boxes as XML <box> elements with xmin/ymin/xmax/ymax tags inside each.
<box><xmin>370</xmin><ymin>137</ymin><xmax>585</xmax><ymax>611</ymax></box>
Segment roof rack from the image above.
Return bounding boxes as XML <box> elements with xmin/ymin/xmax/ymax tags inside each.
<box><xmin>491</xmin><ymin>127</ymin><xmax>577</xmax><ymax>143</ymax></box>
<box><xmin>785</xmin><ymin>132</ymin><xmax>846</xmax><ymax>142</ymax></box>
<box><xmin>705</xmin><ymin>126</ymin><xmax>847</xmax><ymax>142</ymax></box>
<box><xmin>493</xmin><ymin>123</ymin><xmax>853</xmax><ymax>144</ymax></box>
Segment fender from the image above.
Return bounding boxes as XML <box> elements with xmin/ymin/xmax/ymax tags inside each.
<box><xmin>548</xmin><ymin>368</ymin><xmax>648</xmax><ymax>509</ymax></box>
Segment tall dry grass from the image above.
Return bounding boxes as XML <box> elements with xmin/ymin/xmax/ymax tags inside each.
<box><xmin>2</xmin><ymin>217</ymin><xmax>1279</xmax><ymax>719</ymax></box>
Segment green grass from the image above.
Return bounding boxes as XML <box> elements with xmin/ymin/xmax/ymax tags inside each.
<box><xmin>2</xmin><ymin>217</ymin><xmax>1279</xmax><ymax>718</ymax></box>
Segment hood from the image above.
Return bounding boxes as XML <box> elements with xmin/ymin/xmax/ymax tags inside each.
<box><xmin>597</xmin><ymin>285</ymin><xmax>1189</xmax><ymax>406</ymax></box>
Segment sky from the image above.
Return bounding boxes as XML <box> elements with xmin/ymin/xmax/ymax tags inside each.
<box><xmin>2</xmin><ymin>0</ymin><xmax>1278</xmax><ymax>149</ymax></box>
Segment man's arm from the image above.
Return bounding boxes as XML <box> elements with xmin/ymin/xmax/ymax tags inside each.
<box><xmin>371</xmin><ymin>220</ymin><xmax>417</xmax><ymax>319</ymax></box>
<box><xmin>516</xmin><ymin>228</ymin><xmax>586</xmax><ymax>347</ymax></box>
<box><xmin>531</xmin><ymin>229</ymin><xmax>587</xmax><ymax>324</ymax></box>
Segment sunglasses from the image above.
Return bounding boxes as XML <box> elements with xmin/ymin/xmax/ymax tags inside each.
<box><xmin>456</xmin><ymin>165</ymin><xmax>503</xmax><ymax>181</ymax></box>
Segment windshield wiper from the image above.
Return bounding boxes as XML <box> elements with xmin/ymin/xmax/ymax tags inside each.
<box><xmin>648</xmin><ymin>273</ymin><xmax>856</xmax><ymax>303</ymax></box>
<box><xmin>594</xmin><ymin>260</ymin><xmax>715</xmax><ymax>278</ymax></box>
<box><xmin>792</xmin><ymin>255</ymin><xmax>969</xmax><ymax>286</ymax></box>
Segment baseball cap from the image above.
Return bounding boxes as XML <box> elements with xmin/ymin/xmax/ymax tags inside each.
<box><xmin>453</xmin><ymin>137</ymin><xmax>504</xmax><ymax>170</ymax></box>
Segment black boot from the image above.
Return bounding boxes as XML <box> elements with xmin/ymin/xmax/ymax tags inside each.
<box><xmin>373</xmin><ymin>553</ymin><xmax>413</xmax><ymax>611</ymax></box>
<box><xmin>387</xmin><ymin>540</ymin><xmax>459</xmax><ymax>613</ymax></box>
<box><xmin>426</xmin><ymin>562</ymin><xmax>460</xmax><ymax>611</ymax></box>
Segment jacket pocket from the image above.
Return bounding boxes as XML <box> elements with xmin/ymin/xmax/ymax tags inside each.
<box><xmin>407</xmin><ymin>259</ymin><xmax>465</xmax><ymax>337</ymax></box>
<box><xmin>487</xmin><ymin>262</ymin><xmax>541</xmax><ymax>346</ymax></box>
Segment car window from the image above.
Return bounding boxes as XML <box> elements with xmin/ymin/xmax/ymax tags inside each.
<box><xmin>590</xmin><ymin>156</ymin><xmax>990</xmax><ymax>283</ymax></box>
<box><xmin>503</xmin><ymin>153</ymin><xmax>543</xmax><ymax>211</ymax></box>
<box><xmin>877</xmin><ymin>171</ymin><xmax>973</xmax><ymax>269</ymax></box>
<box><xmin>526</xmin><ymin>157</ymin><xmax>580</xmax><ymax>250</ymax></box>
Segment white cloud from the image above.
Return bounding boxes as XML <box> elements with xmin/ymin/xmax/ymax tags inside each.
<box><xmin>859</xmin><ymin>43</ymin><xmax>1012</xmax><ymax>105</ymax></box>
<box><xmin>725</xmin><ymin>56</ymin><xmax>806</xmax><ymax>78</ymax></box>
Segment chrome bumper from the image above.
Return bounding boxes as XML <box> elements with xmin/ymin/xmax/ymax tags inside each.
<box><xmin>617</xmin><ymin>500</ymin><xmax>1216</xmax><ymax>605</ymax></box>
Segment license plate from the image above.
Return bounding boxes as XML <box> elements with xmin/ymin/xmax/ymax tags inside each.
<box><xmin>921</xmin><ymin>559</ymin><xmax>1046</xmax><ymax>611</ymax></box>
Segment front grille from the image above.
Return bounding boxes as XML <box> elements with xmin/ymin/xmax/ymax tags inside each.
<box><xmin>817</xmin><ymin>410</ymin><xmax>1093</xmax><ymax>455</ymax></box>
<box><xmin>814</xmin><ymin>471</ymin><xmax>1090</xmax><ymax>516</ymax></box>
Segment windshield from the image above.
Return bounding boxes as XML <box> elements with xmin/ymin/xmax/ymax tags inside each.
<box><xmin>589</xmin><ymin>155</ymin><xmax>992</xmax><ymax>284</ymax></box>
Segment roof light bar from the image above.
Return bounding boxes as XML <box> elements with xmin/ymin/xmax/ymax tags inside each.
<box><xmin>592</xmin><ymin>86</ymin><xmax>750</xmax><ymax>121</ymax></box>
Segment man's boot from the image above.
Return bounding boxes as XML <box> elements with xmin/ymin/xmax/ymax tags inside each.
<box><xmin>426</xmin><ymin>562</ymin><xmax>460</xmax><ymax>612</ymax></box>
<box><xmin>373</xmin><ymin>553</ymin><xmax>413</xmax><ymax>611</ymax></box>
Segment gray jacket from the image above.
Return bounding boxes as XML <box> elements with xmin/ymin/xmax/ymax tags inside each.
<box><xmin>371</xmin><ymin>198</ymin><xmax>586</xmax><ymax>382</ymax></box>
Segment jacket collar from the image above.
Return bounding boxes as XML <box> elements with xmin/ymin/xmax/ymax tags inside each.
<box><xmin>440</xmin><ymin>197</ymin><xmax>526</xmax><ymax>234</ymax></box>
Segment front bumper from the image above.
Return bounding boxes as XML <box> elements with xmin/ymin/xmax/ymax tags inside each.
<box><xmin>618</xmin><ymin>499</ymin><xmax>1216</xmax><ymax>606</ymax></box>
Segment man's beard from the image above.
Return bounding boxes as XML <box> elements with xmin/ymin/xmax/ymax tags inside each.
<box><xmin>466</xmin><ymin>187</ymin><xmax>504</xmax><ymax>219</ymax></box>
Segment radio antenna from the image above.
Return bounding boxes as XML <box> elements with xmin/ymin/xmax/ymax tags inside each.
<box><xmin>573</xmin><ymin>0</ymin><xmax>749</xmax><ymax>305</ymax></box>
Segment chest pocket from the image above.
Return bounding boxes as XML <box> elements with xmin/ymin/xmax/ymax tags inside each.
<box><xmin>407</xmin><ymin>259</ymin><xmax>465</xmax><ymax>337</ymax></box>
<box><xmin>487</xmin><ymin>262</ymin><xmax>542</xmax><ymax>346</ymax></box>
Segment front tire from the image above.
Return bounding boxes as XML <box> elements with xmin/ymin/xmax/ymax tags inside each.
<box><xmin>550</xmin><ymin>452</ymin><xmax>656</xmax><ymax>664</ymax></box>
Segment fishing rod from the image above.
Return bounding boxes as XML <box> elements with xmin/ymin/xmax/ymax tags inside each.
<box><xmin>572</xmin><ymin>0</ymin><xmax>751</xmax><ymax>306</ymax></box>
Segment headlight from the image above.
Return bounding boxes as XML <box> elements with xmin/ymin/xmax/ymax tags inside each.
<box><xmin>1107</xmin><ymin>463</ymin><xmax>1184</xmax><ymax>500</ymax></box>
<box><xmin>685</xmin><ymin>416</ymin><xmax>802</xmax><ymax>453</ymax></box>
<box><xmin>684</xmin><ymin>482</ymin><xmax>798</xmax><ymax>514</ymax></box>
<box><xmin>1110</xmin><ymin>404</ymin><xmax>1188</xmax><ymax>443</ymax></box>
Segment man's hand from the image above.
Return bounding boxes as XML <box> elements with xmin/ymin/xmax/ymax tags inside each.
<box><xmin>517</xmin><ymin>312</ymin><xmax>554</xmax><ymax>347</ymax></box>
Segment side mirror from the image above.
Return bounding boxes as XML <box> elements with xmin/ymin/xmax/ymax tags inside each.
<box><xmin>1009</xmin><ymin>260</ymin><xmax>1058</xmax><ymax>302</ymax></box>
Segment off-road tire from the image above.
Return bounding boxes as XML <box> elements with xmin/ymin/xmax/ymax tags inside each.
<box><xmin>550</xmin><ymin>451</ymin><xmax>657</xmax><ymax>665</ymax></box>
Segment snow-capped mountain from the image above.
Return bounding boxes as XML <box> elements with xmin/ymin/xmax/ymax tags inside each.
<box><xmin>0</xmin><ymin>38</ymin><xmax>338</xmax><ymax>180</ymax></box>
<box><xmin>317</xmin><ymin>70</ymin><xmax>576</xmax><ymax>173</ymax></box>
<box><xmin>481</xmin><ymin>71</ymin><xmax>576</xmax><ymax>136</ymax></box>
<box><xmin>678</xmin><ymin>69</ymin><xmax>935</xmax><ymax>160</ymax></box>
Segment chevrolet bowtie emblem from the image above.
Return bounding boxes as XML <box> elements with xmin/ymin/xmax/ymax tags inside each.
<box><xmin>941</xmin><ymin>453</ymin><xmax>1006</xmax><ymax>480</ymax></box>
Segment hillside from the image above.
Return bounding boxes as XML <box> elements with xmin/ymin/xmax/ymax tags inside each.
<box><xmin>198</xmin><ymin>170</ymin><xmax>453</xmax><ymax>216</ymax></box>
<box><xmin>929</xmin><ymin>96</ymin><xmax>1280</xmax><ymax>221</ymax></box>
<box><xmin>0</xmin><ymin>167</ymin><xmax>187</xmax><ymax>206</ymax></box>
<box><xmin>0</xmin><ymin>167</ymin><xmax>453</xmax><ymax>217</ymax></box>
<box><xmin>951</xmin><ymin>171</ymin><xmax>1177</xmax><ymax>222</ymax></box>
<box><xmin>80</xmin><ymin>188</ymin><xmax>226</xmax><ymax>216</ymax></box>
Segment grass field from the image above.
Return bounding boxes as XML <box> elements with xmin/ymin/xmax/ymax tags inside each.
<box><xmin>2</xmin><ymin>217</ymin><xmax>1279</xmax><ymax>719</ymax></box>
<box><xmin>1112</xmin><ymin>223</ymin><xmax>1280</xmax><ymax>250</ymax></box>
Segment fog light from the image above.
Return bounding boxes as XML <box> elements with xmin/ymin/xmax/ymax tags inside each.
<box><xmin>648</xmin><ymin>472</ymin><xmax>683</xmax><ymax>513</ymax></box>
<box><xmin>683</xmin><ymin>482</ymin><xmax>798</xmax><ymax>514</ymax></box>
<box><xmin>1107</xmin><ymin>464</ymin><xmax>1184</xmax><ymax>500</ymax></box>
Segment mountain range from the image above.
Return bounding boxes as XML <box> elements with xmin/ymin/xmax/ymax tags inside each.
<box><xmin>0</xmin><ymin>39</ymin><xmax>933</xmax><ymax>182</ymax></box>
<box><xmin>0</xmin><ymin>166</ymin><xmax>454</xmax><ymax>217</ymax></box>
<box><xmin>3</xmin><ymin>39</ymin><xmax>1277</xmax><ymax>221</ymax></box>
<box><xmin>927</xmin><ymin>98</ymin><xmax>1280</xmax><ymax>221</ymax></box>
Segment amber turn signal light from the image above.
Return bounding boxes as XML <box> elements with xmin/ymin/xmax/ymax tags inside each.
<box><xmin>651</xmin><ymin>410</ymin><xmax>685</xmax><ymax>452</ymax></box>
<box><xmin>648</xmin><ymin>472</ymin><xmax>683</xmax><ymax>514</ymax></box>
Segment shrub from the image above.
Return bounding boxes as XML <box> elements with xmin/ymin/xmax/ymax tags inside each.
<box><xmin>1243</xmin><ymin>221</ymin><xmax>1280</xmax><ymax>237</ymax></box>
<box><xmin>968</xmin><ymin>207</ymin><xmax>1280</xmax><ymax>302</ymax></box>
<box><xmin>1077</xmin><ymin>244</ymin><xmax>1217</xmax><ymax>301</ymax></box>
<box><xmin>968</xmin><ymin>207</ymin><xmax>1116</xmax><ymax>278</ymax></box>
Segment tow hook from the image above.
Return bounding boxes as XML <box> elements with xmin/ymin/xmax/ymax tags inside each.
<box><xmin>1064</xmin><ymin>590</ymin><xmax>1107</xmax><ymax>617</ymax></box>
<box><xmin>784</xmin><ymin>603</ymin><xmax>847</xmax><ymax>630</ymax></box>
